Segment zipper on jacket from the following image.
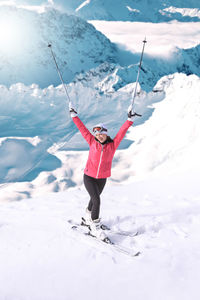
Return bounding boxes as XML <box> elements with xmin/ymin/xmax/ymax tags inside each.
<box><xmin>96</xmin><ymin>144</ymin><xmax>104</xmax><ymax>178</ymax></box>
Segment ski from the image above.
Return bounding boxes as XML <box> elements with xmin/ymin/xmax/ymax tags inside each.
<box><xmin>67</xmin><ymin>220</ymin><xmax>141</xmax><ymax>258</ymax></box>
<box><xmin>101</xmin><ymin>224</ymin><xmax>139</xmax><ymax>238</ymax></box>
<box><xmin>68</xmin><ymin>218</ymin><xmax>139</xmax><ymax>238</ymax></box>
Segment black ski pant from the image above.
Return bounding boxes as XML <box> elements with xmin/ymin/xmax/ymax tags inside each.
<box><xmin>83</xmin><ymin>174</ymin><xmax>107</xmax><ymax>221</ymax></box>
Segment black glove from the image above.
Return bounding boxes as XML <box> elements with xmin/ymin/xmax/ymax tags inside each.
<box><xmin>127</xmin><ymin>105</ymin><xmax>142</xmax><ymax>121</ymax></box>
<box><xmin>69</xmin><ymin>107</ymin><xmax>77</xmax><ymax>118</ymax></box>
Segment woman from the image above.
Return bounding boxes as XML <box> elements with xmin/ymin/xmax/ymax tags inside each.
<box><xmin>70</xmin><ymin>106</ymin><xmax>135</xmax><ymax>240</ymax></box>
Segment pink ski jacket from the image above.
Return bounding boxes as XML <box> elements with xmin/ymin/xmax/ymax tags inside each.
<box><xmin>72</xmin><ymin>116</ymin><xmax>133</xmax><ymax>179</ymax></box>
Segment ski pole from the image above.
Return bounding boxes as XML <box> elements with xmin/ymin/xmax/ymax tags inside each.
<box><xmin>48</xmin><ymin>44</ymin><xmax>72</xmax><ymax>107</ymax></box>
<box><xmin>130</xmin><ymin>37</ymin><xmax>147</xmax><ymax>115</ymax></box>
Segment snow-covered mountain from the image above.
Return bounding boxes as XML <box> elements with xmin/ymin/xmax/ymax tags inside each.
<box><xmin>8</xmin><ymin>0</ymin><xmax>200</xmax><ymax>22</ymax></box>
<box><xmin>1</xmin><ymin>5</ymin><xmax>199</xmax><ymax>91</ymax></box>
<box><xmin>0</xmin><ymin>5</ymin><xmax>117</xmax><ymax>87</ymax></box>
<box><xmin>73</xmin><ymin>43</ymin><xmax>200</xmax><ymax>93</ymax></box>
<box><xmin>178</xmin><ymin>44</ymin><xmax>200</xmax><ymax>76</ymax></box>
<box><xmin>52</xmin><ymin>0</ymin><xmax>200</xmax><ymax>22</ymax></box>
<box><xmin>1</xmin><ymin>72</ymin><xmax>200</xmax><ymax>201</ymax></box>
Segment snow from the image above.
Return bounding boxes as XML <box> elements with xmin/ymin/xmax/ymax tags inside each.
<box><xmin>1</xmin><ymin>171</ymin><xmax>200</xmax><ymax>300</ymax></box>
<box><xmin>125</xmin><ymin>73</ymin><xmax>200</xmax><ymax>178</ymax></box>
<box><xmin>162</xmin><ymin>7</ymin><xmax>200</xmax><ymax>18</ymax></box>
<box><xmin>75</xmin><ymin>0</ymin><xmax>91</xmax><ymax>12</ymax></box>
<box><xmin>126</xmin><ymin>6</ymin><xmax>140</xmax><ymax>13</ymax></box>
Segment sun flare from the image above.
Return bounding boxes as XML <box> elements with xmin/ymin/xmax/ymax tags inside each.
<box><xmin>0</xmin><ymin>17</ymin><xmax>24</xmax><ymax>54</ymax></box>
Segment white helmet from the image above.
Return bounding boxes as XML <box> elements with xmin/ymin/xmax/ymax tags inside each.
<box><xmin>93</xmin><ymin>123</ymin><xmax>108</xmax><ymax>135</ymax></box>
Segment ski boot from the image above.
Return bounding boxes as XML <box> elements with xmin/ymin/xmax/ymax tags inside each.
<box><xmin>89</xmin><ymin>219</ymin><xmax>111</xmax><ymax>243</ymax></box>
<box><xmin>81</xmin><ymin>208</ymin><xmax>92</xmax><ymax>228</ymax></box>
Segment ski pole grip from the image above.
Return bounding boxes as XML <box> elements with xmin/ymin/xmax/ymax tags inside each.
<box><xmin>135</xmin><ymin>113</ymin><xmax>142</xmax><ymax>117</ymax></box>
<box><xmin>131</xmin><ymin>112</ymin><xmax>142</xmax><ymax>117</ymax></box>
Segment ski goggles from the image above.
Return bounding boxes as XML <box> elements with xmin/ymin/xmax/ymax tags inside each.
<box><xmin>93</xmin><ymin>126</ymin><xmax>108</xmax><ymax>134</ymax></box>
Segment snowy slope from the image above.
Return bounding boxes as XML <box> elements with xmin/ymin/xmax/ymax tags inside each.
<box><xmin>113</xmin><ymin>73</ymin><xmax>200</xmax><ymax>181</ymax></box>
<box><xmin>0</xmin><ymin>5</ymin><xmax>117</xmax><ymax>87</ymax></box>
<box><xmin>51</xmin><ymin>0</ymin><xmax>200</xmax><ymax>22</ymax></box>
<box><xmin>0</xmin><ymin>170</ymin><xmax>200</xmax><ymax>300</ymax></box>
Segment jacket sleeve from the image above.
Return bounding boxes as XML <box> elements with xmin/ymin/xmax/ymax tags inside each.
<box><xmin>113</xmin><ymin>120</ymin><xmax>133</xmax><ymax>149</ymax></box>
<box><xmin>72</xmin><ymin>116</ymin><xmax>94</xmax><ymax>145</ymax></box>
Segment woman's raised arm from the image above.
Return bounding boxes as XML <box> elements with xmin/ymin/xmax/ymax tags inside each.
<box><xmin>69</xmin><ymin>108</ymin><xmax>94</xmax><ymax>145</ymax></box>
